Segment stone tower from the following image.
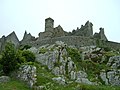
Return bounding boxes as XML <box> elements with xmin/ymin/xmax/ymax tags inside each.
<box><xmin>85</xmin><ymin>21</ymin><xmax>93</xmax><ymax>37</ymax></box>
<box><xmin>45</xmin><ymin>17</ymin><xmax>54</xmax><ymax>32</ymax></box>
<box><xmin>99</xmin><ymin>27</ymin><xmax>108</xmax><ymax>41</ymax></box>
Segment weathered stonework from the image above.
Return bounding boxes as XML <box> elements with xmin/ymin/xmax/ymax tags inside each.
<box><xmin>20</xmin><ymin>31</ymin><xmax>36</xmax><ymax>45</ymax></box>
<box><xmin>0</xmin><ymin>17</ymin><xmax>120</xmax><ymax>52</ymax></box>
<box><xmin>0</xmin><ymin>31</ymin><xmax>19</xmax><ymax>52</ymax></box>
<box><xmin>71</xmin><ymin>21</ymin><xmax>93</xmax><ymax>37</ymax></box>
<box><xmin>94</xmin><ymin>27</ymin><xmax>108</xmax><ymax>41</ymax></box>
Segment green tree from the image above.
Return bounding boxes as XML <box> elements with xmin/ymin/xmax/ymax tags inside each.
<box><xmin>0</xmin><ymin>42</ymin><xmax>17</xmax><ymax>75</ymax></box>
<box><xmin>0</xmin><ymin>42</ymin><xmax>24</xmax><ymax>75</ymax></box>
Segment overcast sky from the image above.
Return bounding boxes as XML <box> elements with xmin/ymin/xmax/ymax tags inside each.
<box><xmin>0</xmin><ymin>0</ymin><xmax>120</xmax><ymax>42</ymax></box>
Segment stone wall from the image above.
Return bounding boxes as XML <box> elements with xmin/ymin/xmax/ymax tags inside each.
<box><xmin>6</xmin><ymin>31</ymin><xmax>19</xmax><ymax>47</ymax></box>
<box><xmin>23</xmin><ymin>36</ymin><xmax>120</xmax><ymax>50</ymax></box>
<box><xmin>30</xmin><ymin>36</ymin><xmax>96</xmax><ymax>48</ymax></box>
<box><xmin>0</xmin><ymin>32</ymin><xmax>19</xmax><ymax>53</ymax></box>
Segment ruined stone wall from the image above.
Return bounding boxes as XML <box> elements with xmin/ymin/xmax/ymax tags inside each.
<box><xmin>29</xmin><ymin>36</ymin><xmax>96</xmax><ymax>48</ymax></box>
<box><xmin>23</xmin><ymin>36</ymin><xmax>120</xmax><ymax>50</ymax></box>
<box><xmin>6</xmin><ymin>32</ymin><xmax>19</xmax><ymax>47</ymax></box>
<box><xmin>104</xmin><ymin>41</ymin><xmax>120</xmax><ymax>50</ymax></box>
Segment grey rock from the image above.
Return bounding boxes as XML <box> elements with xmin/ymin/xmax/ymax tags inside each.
<box><xmin>76</xmin><ymin>71</ymin><xmax>87</xmax><ymax>78</ymax></box>
<box><xmin>100</xmin><ymin>71</ymin><xmax>109</xmax><ymax>85</ymax></box>
<box><xmin>28</xmin><ymin>47</ymin><xmax>38</xmax><ymax>54</ymax></box>
<box><xmin>17</xmin><ymin>65</ymin><xmax>37</xmax><ymax>88</ymax></box>
<box><xmin>36</xmin><ymin>53</ymin><xmax>49</xmax><ymax>65</ymax></box>
<box><xmin>70</xmin><ymin>71</ymin><xmax>76</xmax><ymax>80</ymax></box>
<box><xmin>52</xmin><ymin>67</ymin><xmax>60</xmax><ymax>76</ymax></box>
<box><xmin>33</xmin><ymin>85</ymin><xmax>46</xmax><ymax>90</ymax></box>
<box><xmin>55</xmin><ymin>41</ymin><xmax>65</xmax><ymax>47</ymax></box>
<box><xmin>59</xmin><ymin>65</ymin><xmax>65</xmax><ymax>75</ymax></box>
<box><xmin>0</xmin><ymin>76</ymin><xmax>10</xmax><ymax>83</ymax></box>
<box><xmin>75</xmin><ymin>78</ymin><xmax>92</xmax><ymax>85</ymax></box>
<box><xmin>100</xmin><ymin>70</ymin><xmax>120</xmax><ymax>86</ymax></box>
<box><xmin>107</xmin><ymin>56</ymin><xmax>120</xmax><ymax>69</ymax></box>
<box><xmin>68</xmin><ymin>57</ymin><xmax>75</xmax><ymax>73</ymax></box>
<box><xmin>52</xmin><ymin>77</ymin><xmax>66</xmax><ymax>85</ymax></box>
<box><xmin>107</xmin><ymin>71</ymin><xmax>120</xmax><ymax>86</ymax></box>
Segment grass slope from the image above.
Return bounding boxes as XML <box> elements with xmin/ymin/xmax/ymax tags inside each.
<box><xmin>0</xmin><ymin>78</ymin><xmax>30</xmax><ymax>90</ymax></box>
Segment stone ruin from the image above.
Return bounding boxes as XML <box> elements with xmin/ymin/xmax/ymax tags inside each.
<box><xmin>37</xmin><ymin>17</ymin><xmax>107</xmax><ymax>41</ymax></box>
<box><xmin>0</xmin><ymin>31</ymin><xmax>19</xmax><ymax>52</ymax></box>
<box><xmin>0</xmin><ymin>17</ymin><xmax>120</xmax><ymax>52</ymax></box>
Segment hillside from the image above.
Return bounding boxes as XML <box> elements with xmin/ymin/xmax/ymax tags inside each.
<box><xmin>0</xmin><ymin>41</ymin><xmax>120</xmax><ymax>90</ymax></box>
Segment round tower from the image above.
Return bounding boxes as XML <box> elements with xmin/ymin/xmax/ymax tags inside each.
<box><xmin>45</xmin><ymin>17</ymin><xmax>54</xmax><ymax>32</ymax></box>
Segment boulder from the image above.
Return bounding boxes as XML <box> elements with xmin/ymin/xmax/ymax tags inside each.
<box><xmin>100</xmin><ymin>71</ymin><xmax>109</xmax><ymax>85</ymax></box>
<box><xmin>52</xmin><ymin>67</ymin><xmax>60</xmax><ymax>76</ymax></box>
<box><xmin>107</xmin><ymin>56</ymin><xmax>120</xmax><ymax>69</ymax></box>
<box><xmin>100</xmin><ymin>70</ymin><xmax>120</xmax><ymax>86</ymax></box>
<box><xmin>55</xmin><ymin>41</ymin><xmax>65</xmax><ymax>47</ymax></box>
<box><xmin>70</xmin><ymin>71</ymin><xmax>76</xmax><ymax>80</ymax></box>
<box><xmin>0</xmin><ymin>76</ymin><xmax>10</xmax><ymax>83</ymax></box>
<box><xmin>52</xmin><ymin>77</ymin><xmax>66</xmax><ymax>85</ymax></box>
<box><xmin>68</xmin><ymin>57</ymin><xmax>75</xmax><ymax>73</ymax></box>
<box><xmin>75</xmin><ymin>78</ymin><xmax>92</xmax><ymax>85</ymax></box>
<box><xmin>76</xmin><ymin>71</ymin><xmax>87</xmax><ymax>78</ymax></box>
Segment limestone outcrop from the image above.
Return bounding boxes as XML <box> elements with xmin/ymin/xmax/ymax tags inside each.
<box><xmin>34</xmin><ymin>41</ymin><xmax>96</xmax><ymax>85</ymax></box>
<box><xmin>100</xmin><ymin>56</ymin><xmax>120</xmax><ymax>86</ymax></box>
<box><xmin>15</xmin><ymin>65</ymin><xmax>37</xmax><ymax>88</ymax></box>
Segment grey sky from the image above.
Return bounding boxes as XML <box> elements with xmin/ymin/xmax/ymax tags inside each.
<box><xmin>0</xmin><ymin>0</ymin><xmax>120</xmax><ymax>42</ymax></box>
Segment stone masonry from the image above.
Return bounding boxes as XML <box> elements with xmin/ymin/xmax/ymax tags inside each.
<box><xmin>0</xmin><ymin>17</ymin><xmax>120</xmax><ymax>52</ymax></box>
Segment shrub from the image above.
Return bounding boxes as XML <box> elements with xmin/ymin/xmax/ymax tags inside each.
<box><xmin>66</xmin><ymin>47</ymin><xmax>81</xmax><ymax>63</ymax></box>
<box><xmin>0</xmin><ymin>42</ymin><xmax>24</xmax><ymax>75</ymax></box>
<box><xmin>22</xmin><ymin>50</ymin><xmax>35</xmax><ymax>62</ymax></box>
<box><xmin>20</xmin><ymin>45</ymin><xmax>31</xmax><ymax>50</ymax></box>
<box><xmin>39</xmin><ymin>47</ymin><xmax>47</xmax><ymax>54</ymax></box>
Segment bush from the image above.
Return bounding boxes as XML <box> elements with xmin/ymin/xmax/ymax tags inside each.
<box><xmin>0</xmin><ymin>42</ymin><xmax>24</xmax><ymax>75</ymax></box>
<box><xmin>66</xmin><ymin>47</ymin><xmax>81</xmax><ymax>63</ymax></box>
<box><xmin>22</xmin><ymin>50</ymin><xmax>35</xmax><ymax>62</ymax></box>
<box><xmin>39</xmin><ymin>47</ymin><xmax>47</xmax><ymax>54</ymax></box>
<box><xmin>20</xmin><ymin>45</ymin><xmax>31</xmax><ymax>50</ymax></box>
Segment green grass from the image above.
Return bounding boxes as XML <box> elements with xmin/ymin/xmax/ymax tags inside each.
<box><xmin>34</xmin><ymin>62</ymin><xmax>120</xmax><ymax>90</ymax></box>
<box><xmin>0</xmin><ymin>78</ymin><xmax>30</xmax><ymax>90</ymax></box>
<box><xmin>0</xmin><ymin>62</ymin><xmax>120</xmax><ymax>90</ymax></box>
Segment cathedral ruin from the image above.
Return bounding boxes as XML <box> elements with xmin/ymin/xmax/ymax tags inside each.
<box><xmin>0</xmin><ymin>17</ymin><xmax>120</xmax><ymax>52</ymax></box>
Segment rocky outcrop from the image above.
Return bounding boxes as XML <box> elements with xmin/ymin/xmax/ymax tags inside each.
<box><xmin>107</xmin><ymin>56</ymin><xmax>120</xmax><ymax>69</ymax></box>
<box><xmin>75</xmin><ymin>71</ymin><xmax>93</xmax><ymax>85</ymax></box>
<box><xmin>16</xmin><ymin>65</ymin><xmax>37</xmax><ymax>88</ymax></box>
<box><xmin>52</xmin><ymin>77</ymin><xmax>66</xmax><ymax>85</ymax></box>
<box><xmin>35</xmin><ymin>41</ymin><xmax>96</xmax><ymax>85</ymax></box>
<box><xmin>100</xmin><ymin>56</ymin><xmax>120</xmax><ymax>86</ymax></box>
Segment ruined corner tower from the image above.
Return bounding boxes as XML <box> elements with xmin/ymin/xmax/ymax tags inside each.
<box><xmin>45</xmin><ymin>17</ymin><xmax>54</xmax><ymax>32</ymax></box>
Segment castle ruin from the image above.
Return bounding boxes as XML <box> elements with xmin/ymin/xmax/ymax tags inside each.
<box><xmin>0</xmin><ymin>17</ymin><xmax>120</xmax><ymax>52</ymax></box>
